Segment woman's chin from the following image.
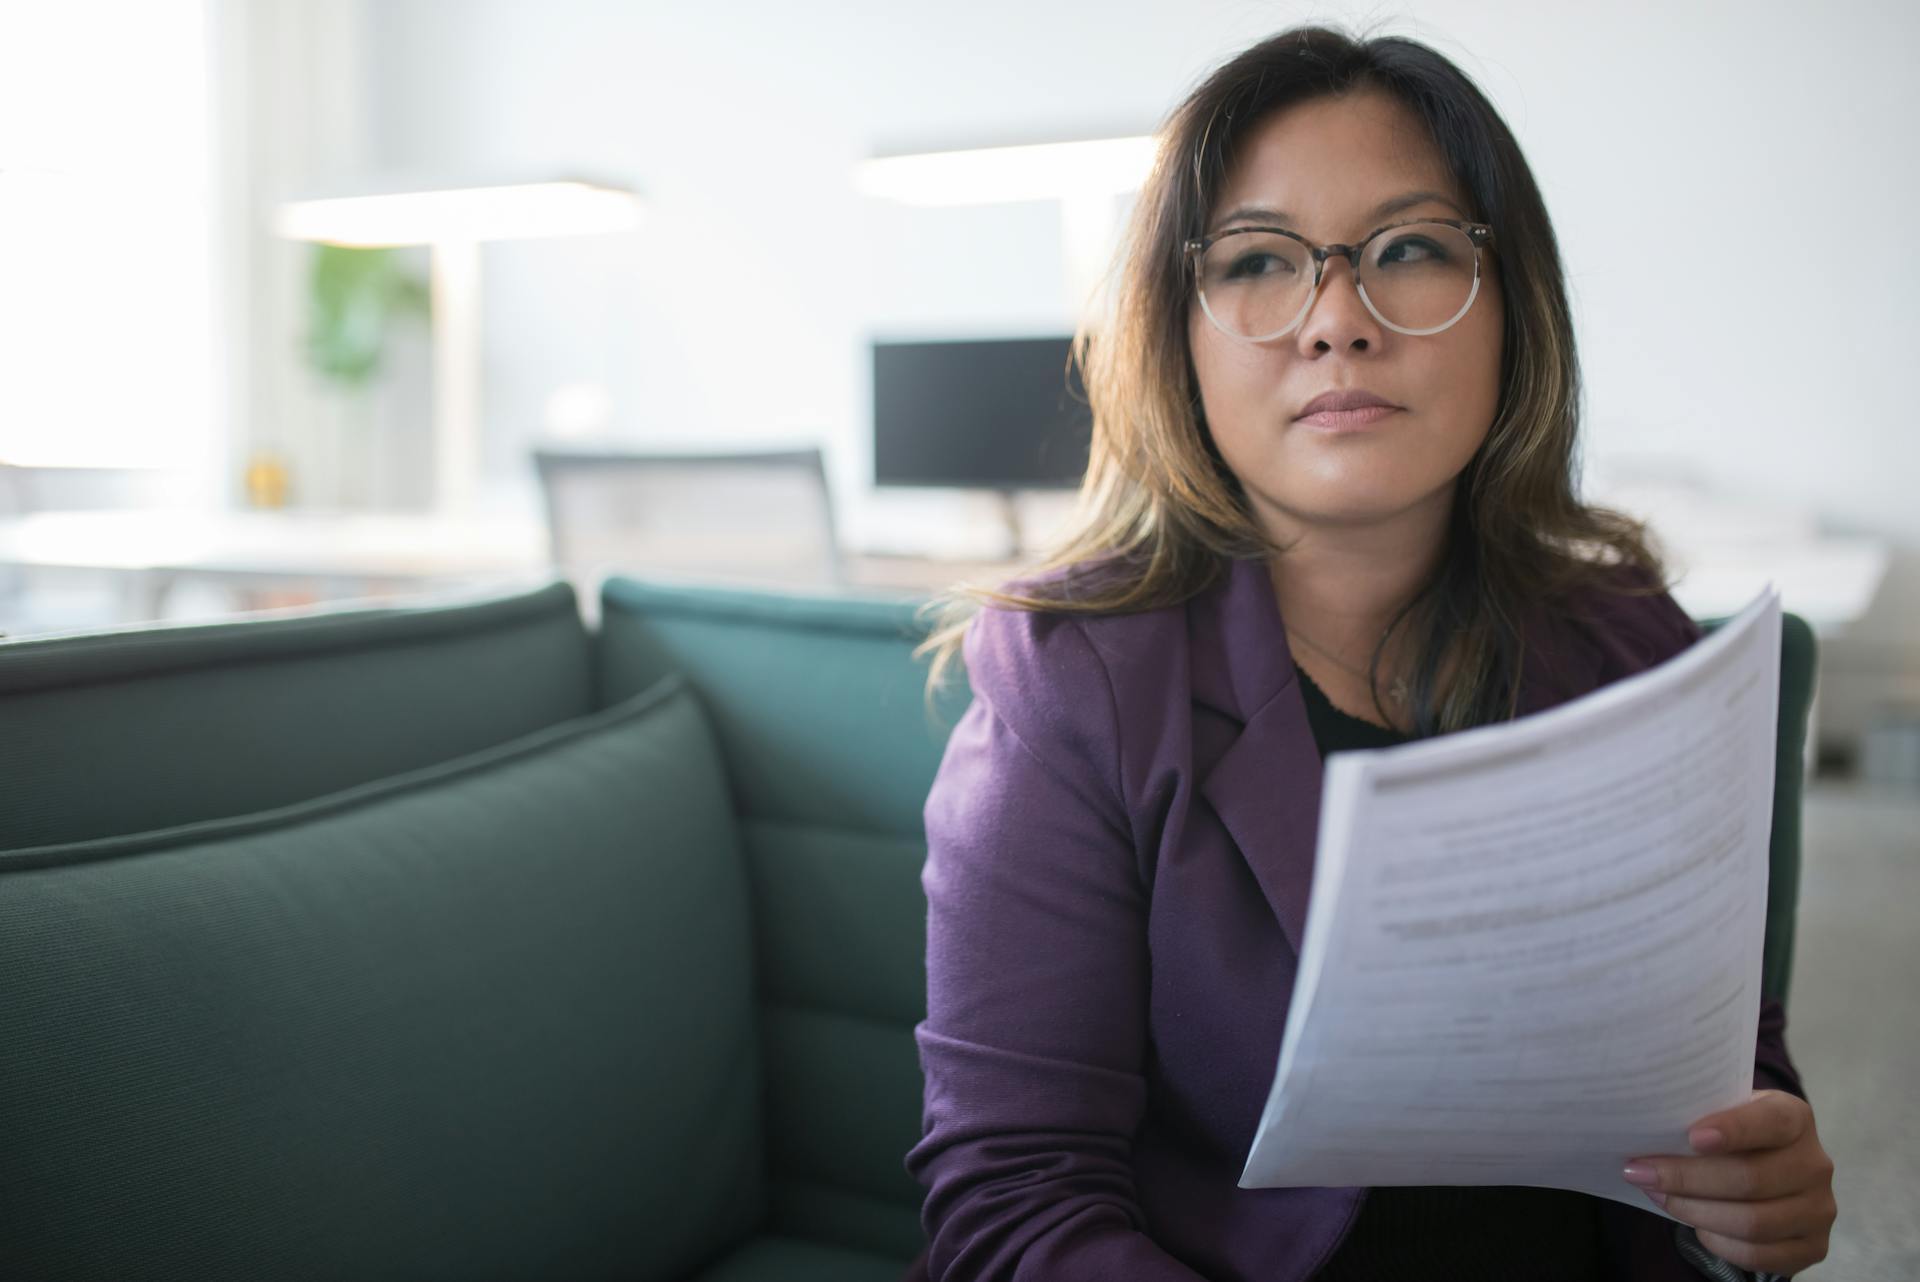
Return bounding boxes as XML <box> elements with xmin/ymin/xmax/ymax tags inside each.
<box><xmin>1253</xmin><ymin>484</ymin><xmax>1451</xmax><ymax>533</ymax></box>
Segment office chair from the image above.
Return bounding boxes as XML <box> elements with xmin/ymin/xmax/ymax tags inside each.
<box><xmin>531</xmin><ymin>447</ymin><xmax>843</xmax><ymax>610</ymax></box>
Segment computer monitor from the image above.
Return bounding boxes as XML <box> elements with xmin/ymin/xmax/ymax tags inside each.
<box><xmin>872</xmin><ymin>336</ymin><xmax>1093</xmax><ymax>491</ymax></box>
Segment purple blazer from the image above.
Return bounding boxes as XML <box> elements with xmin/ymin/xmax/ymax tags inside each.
<box><xmin>905</xmin><ymin>553</ymin><xmax>1804</xmax><ymax>1282</ymax></box>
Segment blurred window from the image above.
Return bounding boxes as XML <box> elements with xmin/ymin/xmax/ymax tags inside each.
<box><xmin>0</xmin><ymin>0</ymin><xmax>214</xmax><ymax>469</ymax></box>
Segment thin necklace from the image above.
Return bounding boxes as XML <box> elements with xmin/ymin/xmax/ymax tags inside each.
<box><xmin>1286</xmin><ymin>625</ymin><xmax>1412</xmax><ymax>705</ymax></box>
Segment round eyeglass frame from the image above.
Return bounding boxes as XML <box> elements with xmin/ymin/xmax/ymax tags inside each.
<box><xmin>1184</xmin><ymin>217</ymin><xmax>1497</xmax><ymax>341</ymax></box>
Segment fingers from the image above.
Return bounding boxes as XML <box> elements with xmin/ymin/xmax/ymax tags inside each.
<box><xmin>1624</xmin><ymin>1119</ymin><xmax>1839</xmax><ymax>1278</ymax></box>
<box><xmin>1691</xmin><ymin>1221</ymin><xmax>1833</xmax><ymax>1276</ymax></box>
<box><xmin>1625</xmin><ymin>1146</ymin><xmax>1810</xmax><ymax>1201</ymax></box>
<box><xmin>1662</xmin><ymin>1186</ymin><xmax>1834</xmax><ymax>1247</ymax></box>
<box><xmin>1684</xmin><ymin>1089</ymin><xmax>1810</xmax><ymax>1154</ymax></box>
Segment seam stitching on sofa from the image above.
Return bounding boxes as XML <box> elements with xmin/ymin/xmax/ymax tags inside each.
<box><xmin>0</xmin><ymin>581</ymin><xmax>581</xmax><ymax>696</ymax></box>
<box><xmin>599</xmin><ymin>589</ymin><xmax>928</xmax><ymax>643</ymax></box>
<box><xmin>763</xmin><ymin>999</ymin><xmax>916</xmax><ymax>1034</ymax></box>
<box><xmin>0</xmin><ymin>671</ymin><xmax>691</xmax><ymax>872</ymax></box>
<box><xmin>740</xmin><ymin>814</ymin><xmax>926</xmax><ymax>846</ymax></box>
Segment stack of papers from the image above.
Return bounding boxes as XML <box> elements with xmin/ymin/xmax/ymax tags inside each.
<box><xmin>1240</xmin><ymin>584</ymin><xmax>1783</xmax><ymax>1216</ymax></box>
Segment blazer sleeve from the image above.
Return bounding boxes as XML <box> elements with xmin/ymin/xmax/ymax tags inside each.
<box><xmin>905</xmin><ymin>604</ymin><xmax>1206</xmax><ymax>1282</ymax></box>
<box><xmin>1635</xmin><ymin>578</ymin><xmax>1808</xmax><ymax>1104</ymax></box>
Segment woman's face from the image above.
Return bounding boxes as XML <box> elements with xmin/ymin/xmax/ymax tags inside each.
<box><xmin>1187</xmin><ymin>90</ymin><xmax>1504</xmax><ymax>541</ymax></box>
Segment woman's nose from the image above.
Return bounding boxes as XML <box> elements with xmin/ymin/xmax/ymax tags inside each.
<box><xmin>1295</xmin><ymin>256</ymin><xmax>1383</xmax><ymax>352</ymax></box>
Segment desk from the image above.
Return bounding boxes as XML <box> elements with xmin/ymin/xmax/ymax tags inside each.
<box><xmin>0</xmin><ymin>508</ymin><xmax>1029</xmax><ymax>631</ymax></box>
<box><xmin>0</xmin><ymin>508</ymin><xmax>553</xmax><ymax>623</ymax></box>
<box><xmin>1664</xmin><ymin>542</ymin><xmax>1890</xmax><ymax>638</ymax></box>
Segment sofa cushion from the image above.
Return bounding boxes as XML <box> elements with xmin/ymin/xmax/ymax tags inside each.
<box><xmin>0</xmin><ymin>674</ymin><xmax>761</xmax><ymax>1281</ymax></box>
<box><xmin>596</xmin><ymin>580</ymin><xmax>965</xmax><ymax>835</ymax></box>
<box><xmin>0</xmin><ymin>579</ymin><xmax>593</xmax><ymax>852</ymax></box>
<box><xmin>597</xmin><ymin>578</ymin><xmax>965</xmax><ymax>1261</ymax></box>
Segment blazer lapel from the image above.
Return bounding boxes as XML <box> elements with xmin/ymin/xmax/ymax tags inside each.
<box><xmin>1193</xmin><ymin>557</ymin><xmax>1324</xmax><ymax>958</ymax></box>
<box><xmin>1192</xmin><ymin>558</ymin><xmax>1612</xmax><ymax>958</ymax></box>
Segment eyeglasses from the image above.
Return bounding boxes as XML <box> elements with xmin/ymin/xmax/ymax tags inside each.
<box><xmin>1184</xmin><ymin>218</ymin><xmax>1496</xmax><ymax>341</ymax></box>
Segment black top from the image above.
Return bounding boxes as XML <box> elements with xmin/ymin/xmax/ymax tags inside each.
<box><xmin>1293</xmin><ymin>659</ymin><xmax>1414</xmax><ymax>752</ymax></box>
<box><xmin>1293</xmin><ymin>662</ymin><xmax>1607</xmax><ymax>1281</ymax></box>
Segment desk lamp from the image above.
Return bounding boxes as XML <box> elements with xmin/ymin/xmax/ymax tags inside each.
<box><xmin>276</xmin><ymin>178</ymin><xmax>644</xmax><ymax>513</ymax></box>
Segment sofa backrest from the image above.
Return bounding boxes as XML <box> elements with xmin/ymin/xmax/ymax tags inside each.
<box><xmin>0</xmin><ymin>581</ymin><xmax>593</xmax><ymax>853</ymax></box>
<box><xmin>0</xmin><ymin>584</ymin><xmax>766</xmax><ymax>1280</ymax></box>
<box><xmin>596</xmin><ymin>576</ymin><xmax>968</xmax><ymax>1262</ymax></box>
<box><xmin>1703</xmin><ymin>610</ymin><xmax>1819</xmax><ymax>1006</ymax></box>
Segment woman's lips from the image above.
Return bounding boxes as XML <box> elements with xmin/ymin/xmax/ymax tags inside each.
<box><xmin>1297</xmin><ymin>405</ymin><xmax>1401</xmax><ymax>430</ymax></box>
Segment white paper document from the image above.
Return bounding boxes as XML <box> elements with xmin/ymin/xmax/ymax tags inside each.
<box><xmin>1239</xmin><ymin>583</ymin><xmax>1783</xmax><ymax>1216</ymax></box>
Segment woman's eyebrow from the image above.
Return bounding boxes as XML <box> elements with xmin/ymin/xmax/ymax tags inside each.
<box><xmin>1213</xmin><ymin>190</ymin><xmax>1465</xmax><ymax>232</ymax></box>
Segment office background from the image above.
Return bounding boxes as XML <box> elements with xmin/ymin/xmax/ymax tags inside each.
<box><xmin>1</xmin><ymin>4</ymin><xmax>1914</xmax><ymax>1276</ymax></box>
<box><xmin>11</xmin><ymin>0</ymin><xmax>1912</xmax><ymax>745</ymax></box>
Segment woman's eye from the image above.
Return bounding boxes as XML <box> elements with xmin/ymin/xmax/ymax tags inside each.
<box><xmin>1225</xmin><ymin>252</ymin><xmax>1292</xmax><ymax>280</ymax></box>
<box><xmin>1379</xmin><ymin>237</ymin><xmax>1445</xmax><ymax>265</ymax></box>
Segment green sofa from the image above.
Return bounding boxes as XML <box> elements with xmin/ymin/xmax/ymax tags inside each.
<box><xmin>0</xmin><ymin>574</ymin><xmax>1814</xmax><ymax>1280</ymax></box>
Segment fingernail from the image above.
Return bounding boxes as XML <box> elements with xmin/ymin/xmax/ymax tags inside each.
<box><xmin>1644</xmin><ymin>1189</ymin><xmax>1668</xmax><ymax>1208</ymax></box>
<box><xmin>1621</xmin><ymin>1162</ymin><xmax>1659</xmax><ymax>1187</ymax></box>
<box><xmin>1688</xmin><ymin>1127</ymin><xmax>1726</xmax><ymax>1153</ymax></box>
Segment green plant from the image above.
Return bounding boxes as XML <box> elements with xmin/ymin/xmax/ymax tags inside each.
<box><xmin>303</xmin><ymin>244</ymin><xmax>430</xmax><ymax>388</ymax></box>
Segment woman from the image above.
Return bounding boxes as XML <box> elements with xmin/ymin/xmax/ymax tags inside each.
<box><xmin>904</xmin><ymin>23</ymin><xmax>1835</xmax><ymax>1282</ymax></box>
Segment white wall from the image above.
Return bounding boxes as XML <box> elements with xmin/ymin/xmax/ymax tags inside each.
<box><xmin>332</xmin><ymin>0</ymin><xmax>1918</xmax><ymax>728</ymax></box>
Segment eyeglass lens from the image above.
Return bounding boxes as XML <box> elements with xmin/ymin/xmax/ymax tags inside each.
<box><xmin>1197</xmin><ymin>222</ymin><xmax>1480</xmax><ymax>338</ymax></box>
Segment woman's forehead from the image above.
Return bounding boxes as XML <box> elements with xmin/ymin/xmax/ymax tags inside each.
<box><xmin>1210</xmin><ymin>92</ymin><xmax>1462</xmax><ymax>232</ymax></box>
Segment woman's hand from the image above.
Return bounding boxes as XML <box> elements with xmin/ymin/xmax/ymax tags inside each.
<box><xmin>1622</xmin><ymin>1089</ymin><xmax>1836</xmax><ymax>1276</ymax></box>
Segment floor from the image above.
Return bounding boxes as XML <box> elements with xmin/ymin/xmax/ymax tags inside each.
<box><xmin>1785</xmin><ymin>780</ymin><xmax>1920</xmax><ymax>1280</ymax></box>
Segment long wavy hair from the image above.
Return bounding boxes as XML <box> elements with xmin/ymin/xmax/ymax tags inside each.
<box><xmin>915</xmin><ymin>23</ymin><xmax>1670</xmax><ymax>737</ymax></box>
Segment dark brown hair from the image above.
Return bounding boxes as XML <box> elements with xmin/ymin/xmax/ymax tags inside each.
<box><xmin>916</xmin><ymin>23</ymin><xmax>1670</xmax><ymax>736</ymax></box>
